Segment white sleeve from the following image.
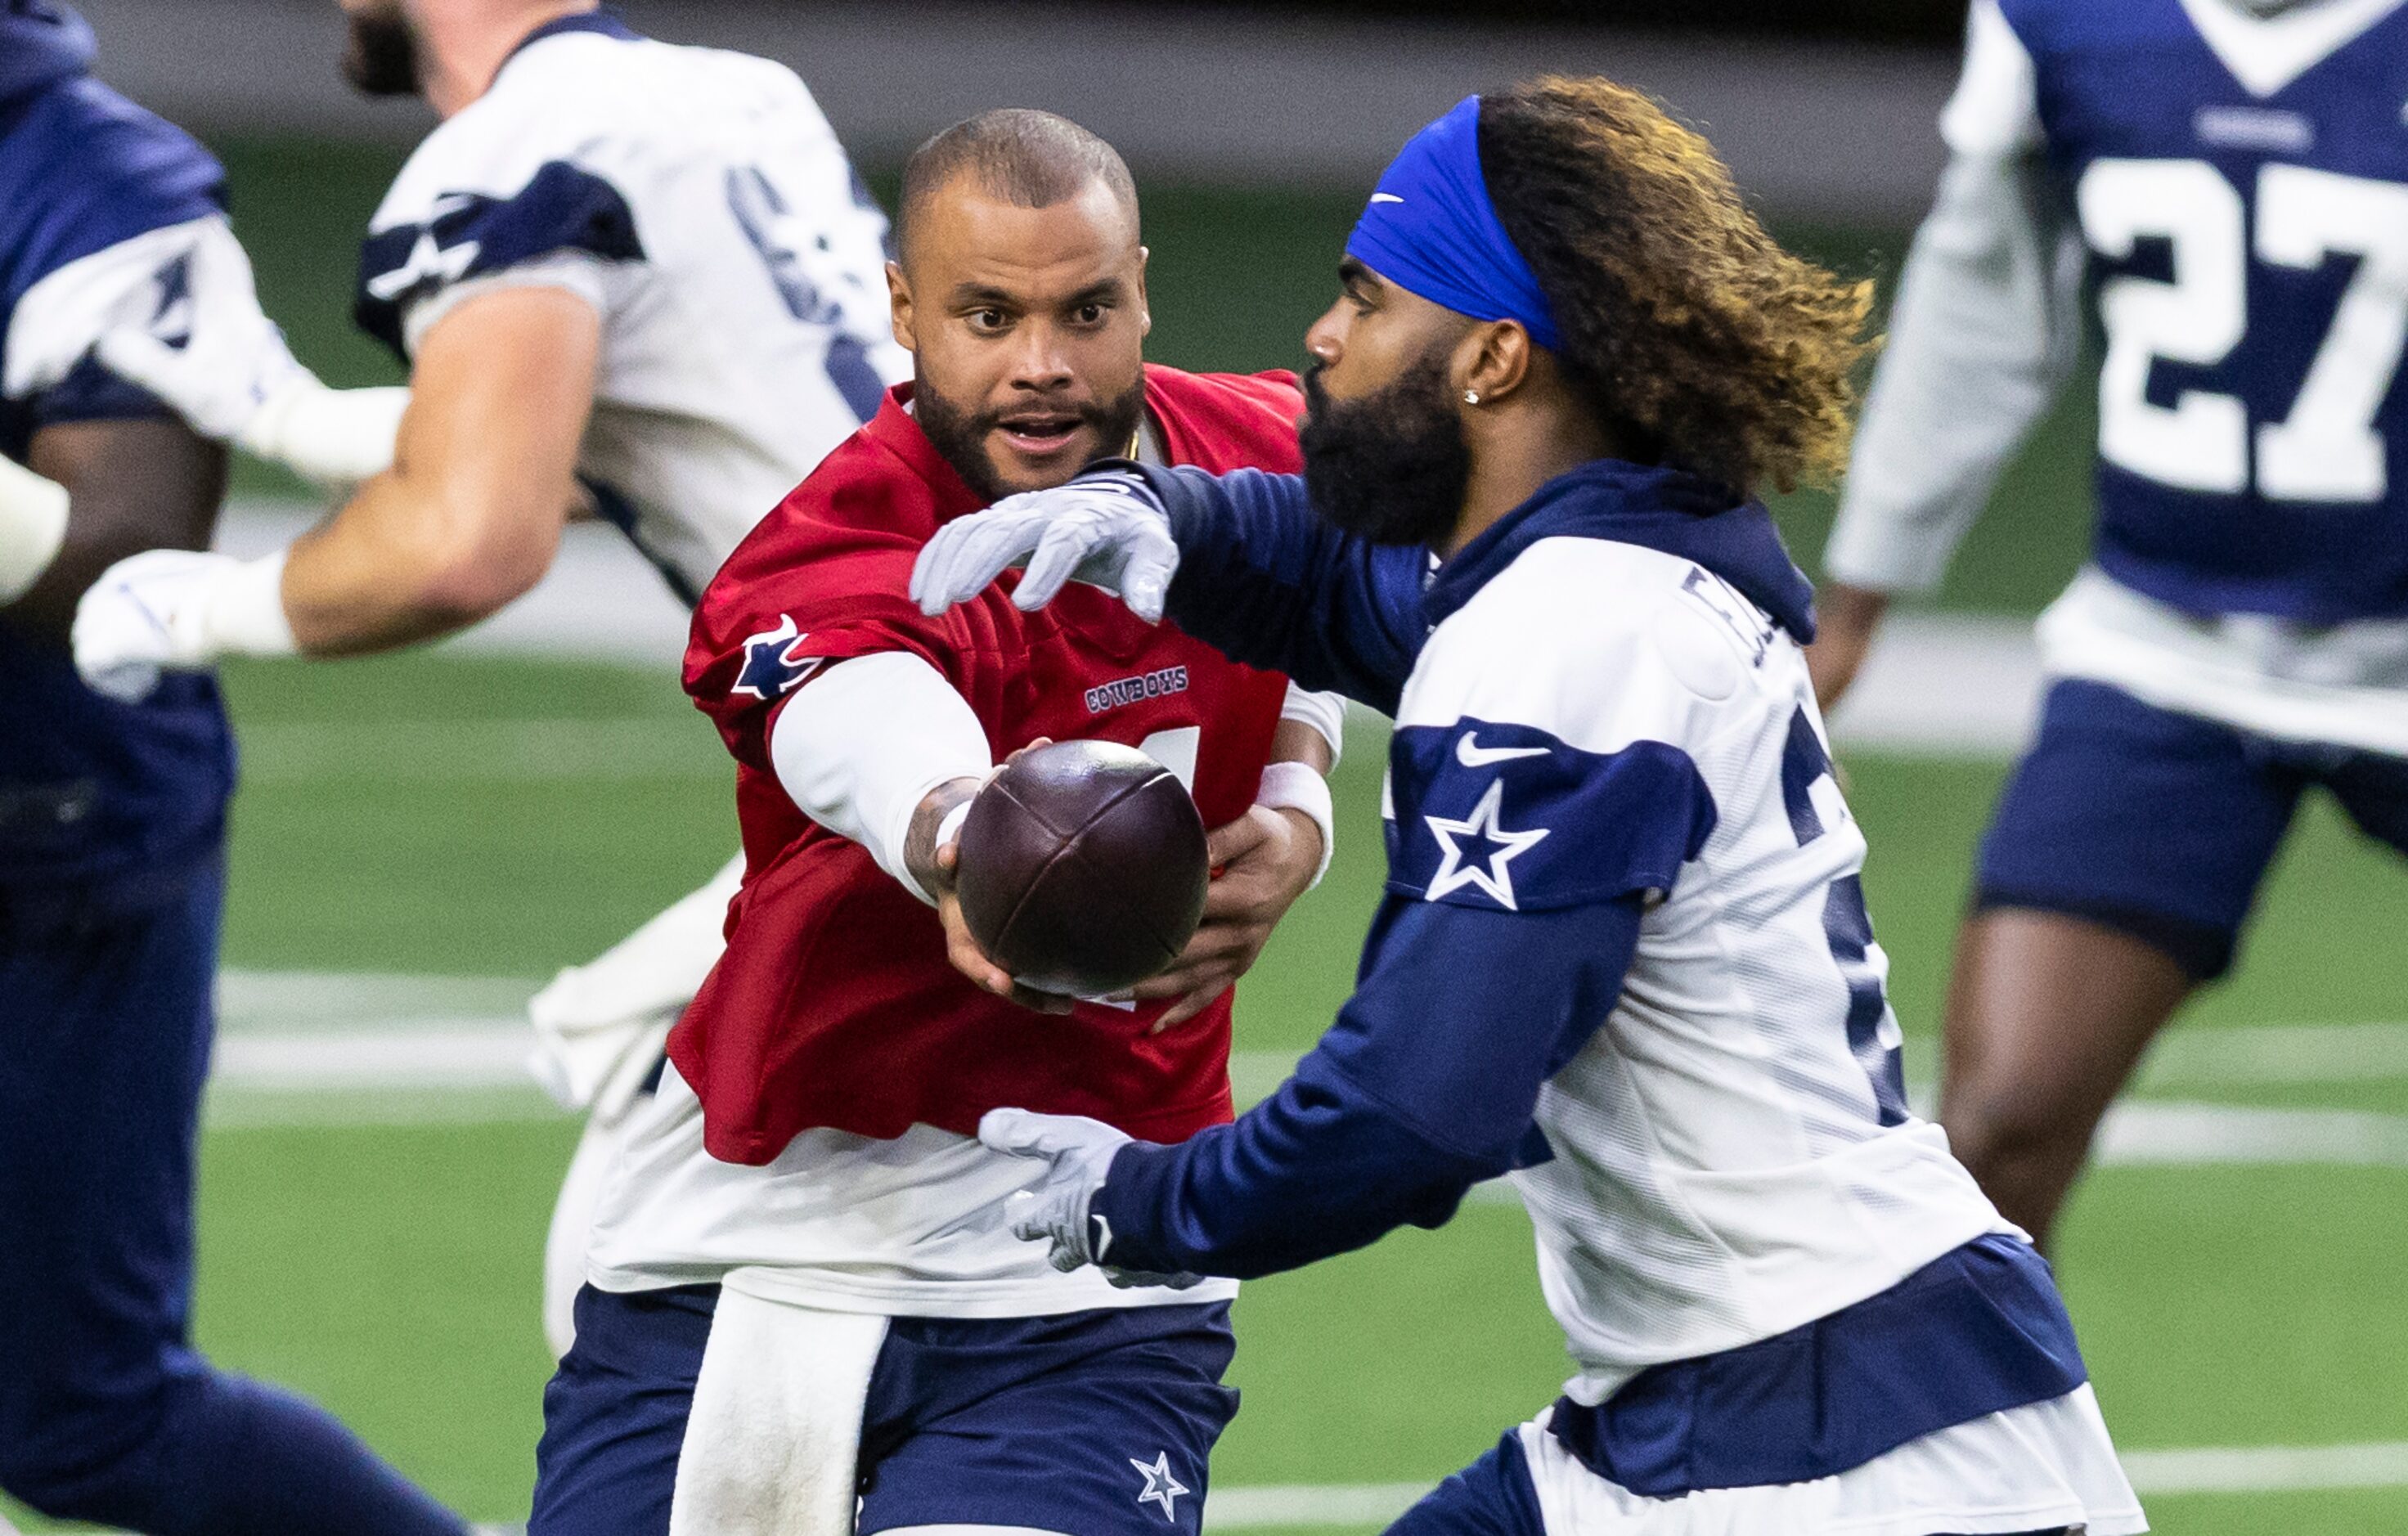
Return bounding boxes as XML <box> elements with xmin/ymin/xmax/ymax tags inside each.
<box><xmin>1822</xmin><ymin>0</ymin><xmax>2085</xmax><ymax>595</ymax></box>
<box><xmin>769</xmin><ymin>652</ymin><xmax>994</xmax><ymax>904</ymax></box>
<box><xmin>0</xmin><ymin>454</ymin><xmax>71</xmax><ymax>604</ymax></box>
<box><xmin>400</xmin><ymin>253</ymin><xmax>611</xmax><ymax>357</ymax></box>
<box><xmin>1278</xmin><ymin>682</ymin><xmax>1347</xmax><ymax>768</ymax></box>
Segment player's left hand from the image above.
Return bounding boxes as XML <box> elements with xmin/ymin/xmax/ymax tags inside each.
<box><xmin>71</xmin><ymin>548</ymin><xmax>294</xmax><ymax>703</ymax></box>
<box><xmin>1134</xmin><ymin>805</ymin><xmax>1324</xmax><ymax>1029</ymax></box>
<box><xmin>980</xmin><ymin>1108</ymin><xmax>1203</xmax><ymax>1290</ymax></box>
<box><xmin>92</xmin><ymin>221</ymin><xmax>306</xmax><ymax>445</ymax></box>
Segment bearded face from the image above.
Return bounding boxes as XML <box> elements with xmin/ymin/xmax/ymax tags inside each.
<box><xmin>1297</xmin><ymin>342</ymin><xmax>1473</xmax><ymax>549</ymax></box>
<box><xmin>339</xmin><ymin>0</ymin><xmax>422</xmax><ymax>98</ymax></box>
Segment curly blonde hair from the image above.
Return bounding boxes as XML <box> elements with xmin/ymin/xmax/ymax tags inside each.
<box><xmin>1479</xmin><ymin>76</ymin><xmax>1875</xmax><ymax>495</ymax></box>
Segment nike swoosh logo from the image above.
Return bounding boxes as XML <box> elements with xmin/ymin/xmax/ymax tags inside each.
<box><xmin>1369</xmin><ymin>192</ymin><xmax>1405</xmax><ymax>204</ymax></box>
<box><xmin>1089</xmin><ymin>1212</ymin><xmax>1114</xmax><ymax>1264</ymax></box>
<box><xmin>1457</xmin><ymin>734</ymin><xmax>1550</xmax><ymax>769</ymax></box>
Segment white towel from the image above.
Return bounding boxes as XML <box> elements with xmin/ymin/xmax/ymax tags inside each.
<box><xmin>670</xmin><ymin>1278</ymin><xmax>889</xmax><ymax>1536</ymax></box>
<box><xmin>528</xmin><ymin>853</ymin><xmax>744</xmax><ymax>1121</ymax></box>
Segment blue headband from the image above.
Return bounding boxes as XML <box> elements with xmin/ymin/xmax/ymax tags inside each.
<box><xmin>1345</xmin><ymin>95</ymin><xmax>1561</xmax><ymax>353</ymax></box>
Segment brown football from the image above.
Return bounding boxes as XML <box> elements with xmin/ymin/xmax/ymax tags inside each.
<box><xmin>954</xmin><ymin>740</ymin><xmax>1211</xmax><ymax>999</ymax></box>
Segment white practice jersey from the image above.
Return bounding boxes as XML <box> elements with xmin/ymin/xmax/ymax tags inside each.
<box><xmin>353</xmin><ymin>13</ymin><xmax>907</xmax><ymax>602</ymax></box>
<box><xmin>1390</xmin><ymin>533</ymin><xmax>2006</xmax><ymax>1403</ymax></box>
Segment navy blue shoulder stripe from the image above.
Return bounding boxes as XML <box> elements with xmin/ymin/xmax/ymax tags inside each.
<box><xmin>353</xmin><ymin>159</ymin><xmax>644</xmax><ymax>358</ymax></box>
<box><xmin>1386</xmin><ymin>716</ymin><xmax>1716</xmax><ymax>912</ymax></box>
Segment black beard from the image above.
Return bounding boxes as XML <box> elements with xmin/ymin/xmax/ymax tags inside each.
<box><xmin>913</xmin><ymin>376</ymin><xmax>1147</xmax><ymax>505</ymax></box>
<box><xmin>342</xmin><ymin>6</ymin><xmax>422</xmax><ymax>98</ymax></box>
<box><xmin>1299</xmin><ymin>350</ymin><xmax>1471</xmax><ymax>548</ymax></box>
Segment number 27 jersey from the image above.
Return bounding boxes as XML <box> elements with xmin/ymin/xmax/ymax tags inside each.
<box><xmin>2002</xmin><ymin>0</ymin><xmax>2408</xmax><ymax>624</ymax></box>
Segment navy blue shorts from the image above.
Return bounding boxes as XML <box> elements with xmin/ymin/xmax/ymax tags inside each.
<box><xmin>1975</xmin><ymin>680</ymin><xmax>2408</xmax><ymax>981</ymax></box>
<box><xmin>532</xmin><ymin>1286</ymin><xmax>1238</xmax><ymax>1536</ymax></box>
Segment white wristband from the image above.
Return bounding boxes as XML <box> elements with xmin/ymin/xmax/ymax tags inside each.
<box><xmin>242</xmin><ymin>380</ymin><xmax>408</xmax><ymax>490</ymax></box>
<box><xmin>200</xmin><ymin>547</ymin><xmax>300</xmax><ymax>658</ymax></box>
<box><xmin>1278</xmin><ymin>685</ymin><xmax>1347</xmax><ymax>769</ymax></box>
<box><xmin>0</xmin><ymin>454</ymin><xmax>71</xmax><ymax>604</ymax></box>
<box><xmin>1256</xmin><ymin>759</ymin><xmax>1335</xmax><ymax>891</ymax></box>
<box><xmin>934</xmin><ymin>799</ymin><xmax>973</xmax><ymax>856</ymax></box>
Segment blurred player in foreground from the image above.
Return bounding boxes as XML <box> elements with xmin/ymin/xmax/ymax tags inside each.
<box><xmin>1809</xmin><ymin>0</ymin><xmax>2408</xmax><ymax>1246</ymax></box>
<box><xmin>71</xmin><ymin>0</ymin><xmax>912</xmax><ymax>1352</ymax></box>
<box><xmin>917</xmin><ymin>80</ymin><xmax>2145</xmax><ymax>1535</ymax></box>
<box><xmin>530</xmin><ymin>110</ymin><xmax>1340</xmax><ymax>1536</ymax></box>
<box><xmin>0</xmin><ymin>4</ymin><xmax>463</xmax><ymax>1531</ymax></box>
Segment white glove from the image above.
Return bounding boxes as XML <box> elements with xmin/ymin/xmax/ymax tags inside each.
<box><xmin>910</xmin><ymin>469</ymin><xmax>1180</xmax><ymax>623</ymax></box>
<box><xmin>72</xmin><ymin>548</ymin><xmax>296</xmax><ymax>703</ymax></box>
<box><xmin>92</xmin><ymin>222</ymin><xmax>406</xmax><ymax>489</ymax></box>
<box><xmin>979</xmin><ymin>1107</ymin><xmax>1202</xmax><ymax>1289</ymax></box>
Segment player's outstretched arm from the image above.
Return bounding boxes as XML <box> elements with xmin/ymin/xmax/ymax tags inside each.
<box><xmin>92</xmin><ymin>218</ymin><xmax>407</xmax><ymax>489</ymax></box>
<box><xmin>913</xmin><ymin>463</ymin><xmax>1425</xmax><ymax>712</ymax></box>
<box><xmin>985</xmin><ymin>892</ymin><xmax>1644</xmax><ymax>1282</ymax></box>
<box><xmin>73</xmin><ymin>287</ymin><xmax>598</xmax><ymax>695</ymax></box>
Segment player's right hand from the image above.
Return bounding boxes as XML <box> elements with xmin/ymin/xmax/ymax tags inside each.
<box><xmin>910</xmin><ymin>468</ymin><xmax>1180</xmax><ymax>623</ymax></box>
<box><xmin>1803</xmin><ymin>582</ymin><xmax>1892</xmax><ymax>712</ymax></box>
<box><xmin>912</xmin><ymin>755</ymin><xmax>1077</xmax><ymax>1016</ymax></box>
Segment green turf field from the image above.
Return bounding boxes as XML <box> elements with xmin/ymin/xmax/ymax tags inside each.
<box><xmin>14</xmin><ymin>650</ymin><xmax>2405</xmax><ymax>1534</ymax></box>
<box><xmin>10</xmin><ymin>137</ymin><xmax>2404</xmax><ymax>1533</ymax></box>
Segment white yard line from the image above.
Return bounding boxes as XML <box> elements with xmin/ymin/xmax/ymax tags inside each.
<box><xmin>205</xmin><ymin>976</ymin><xmax>2408</xmax><ymax>1170</ymax></box>
<box><xmin>237</xmin><ymin>718</ymin><xmax>721</xmax><ymax>784</ymax></box>
<box><xmin>1201</xmin><ymin>1444</ymin><xmax>2408</xmax><ymax>1526</ymax></box>
<box><xmin>2121</xmin><ymin>1439</ymin><xmax>2408</xmax><ymax>1495</ymax></box>
<box><xmin>1205</xmin><ymin>1481</ymin><xmax>1432</xmax><ymax>1529</ymax></box>
<box><xmin>2138</xmin><ymin>1021</ymin><xmax>2408</xmax><ymax>1089</ymax></box>
<box><xmin>30</xmin><ymin>1444</ymin><xmax>2408</xmax><ymax>1536</ymax></box>
<box><xmin>1194</xmin><ymin>1442</ymin><xmax>2408</xmax><ymax>1525</ymax></box>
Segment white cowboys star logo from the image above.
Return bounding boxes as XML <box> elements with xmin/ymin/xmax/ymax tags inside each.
<box><xmin>1130</xmin><ymin>1451</ymin><xmax>1190</xmax><ymax>1521</ymax></box>
<box><xmin>1424</xmin><ymin>777</ymin><xmax>1548</xmax><ymax>910</ymax></box>
<box><xmin>730</xmin><ymin>613</ymin><xmax>821</xmax><ymax>700</ymax></box>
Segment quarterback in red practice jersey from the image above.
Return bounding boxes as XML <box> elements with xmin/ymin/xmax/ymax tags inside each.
<box><xmin>529</xmin><ymin>113</ymin><xmax>1343</xmax><ymax>1536</ymax></box>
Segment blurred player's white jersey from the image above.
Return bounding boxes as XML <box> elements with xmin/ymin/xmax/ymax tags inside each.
<box><xmin>344</xmin><ymin>12</ymin><xmax>906</xmax><ymax>1357</ymax></box>
<box><xmin>353</xmin><ymin>12</ymin><xmax>906</xmax><ymax>600</ymax></box>
<box><xmin>1395</xmin><ymin>537</ymin><xmax>2008</xmax><ymax>1401</ymax></box>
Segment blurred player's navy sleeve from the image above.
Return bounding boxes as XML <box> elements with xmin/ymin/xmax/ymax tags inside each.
<box><xmin>1135</xmin><ymin>464</ymin><xmax>1427</xmax><ymax>714</ymax></box>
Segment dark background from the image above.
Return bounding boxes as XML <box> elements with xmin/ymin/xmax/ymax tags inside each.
<box><xmin>1003</xmin><ymin>0</ymin><xmax>1966</xmax><ymax>44</ymax></box>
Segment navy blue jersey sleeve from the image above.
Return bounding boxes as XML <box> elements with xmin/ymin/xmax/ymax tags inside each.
<box><xmin>0</xmin><ymin>76</ymin><xmax>224</xmax><ymax>460</ymax></box>
<box><xmin>1089</xmin><ymin>892</ymin><xmax>1643</xmax><ymax>1279</ymax></box>
<box><xmin>1138</xmin><ymin>463</ymin><xmax>1428</xmax><ymax>714</ymax></box>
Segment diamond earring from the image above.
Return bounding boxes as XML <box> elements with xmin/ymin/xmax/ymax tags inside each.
<box><xmin>1463</xmin><ymin>390</ymin><xmax>1480</xmax><ymax>406</ymax></box>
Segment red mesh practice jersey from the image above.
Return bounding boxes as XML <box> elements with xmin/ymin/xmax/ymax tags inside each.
<box><xmin>677</xmin><ymin>365</ymin><xmax>1305</xmax><ymax>1165</ymax></box>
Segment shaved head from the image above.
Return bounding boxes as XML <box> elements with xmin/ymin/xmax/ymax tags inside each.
<box><xmin>896</xmin><ymin>109</ymin><xmax>1139</xmax><ymax>272</ymax></box>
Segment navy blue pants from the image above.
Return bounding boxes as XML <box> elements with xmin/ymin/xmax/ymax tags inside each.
<box><xmin>0</xmin><ymin>865</ymin><xmax>464</xmax><ymax>1536</ymax></box>
<box><xmin>534</xmin><ymin>1285</ymin><xmax>1238</xmax><ymax>1536</ymax></box>
<box><xmin>1977</xmin><ymin>679</ymin><xmax>2408</xmax><ymax>980</ymax></box>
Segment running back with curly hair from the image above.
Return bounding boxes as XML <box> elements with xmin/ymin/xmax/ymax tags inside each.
<box><xmin>1479</xmin><ymin>75</ymin><xmax>1876</xmax><ymax>496</ymax></box>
